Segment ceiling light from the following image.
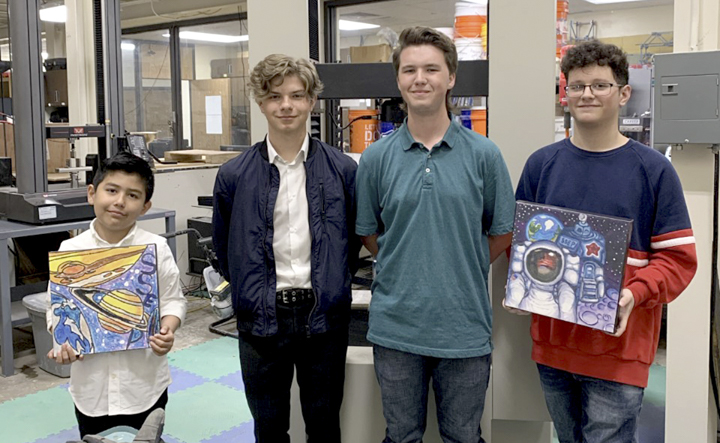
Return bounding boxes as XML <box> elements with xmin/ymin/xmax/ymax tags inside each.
<box><xmin>584</xmin><ymin>0</ymin><xmax>647</xmax><ymax>4</ymax></box>
<box><xmin>339</xmin><ymin>20</ymin><xmax>380</xmax><ymax>31</ymax></box>
<box><xmin>162</xmin><ymin>31</ymin><xmax>248</xmax><ymax>43</ymax></box>
<box><xmin>39</xmin><ymin>5</ymin><xmax>67</xmax><ymax>23</ymax></box>
<box><xmin>121</xmin><ymin>43</ymin><xmax>136</xmax><ymax>51</ymax></box>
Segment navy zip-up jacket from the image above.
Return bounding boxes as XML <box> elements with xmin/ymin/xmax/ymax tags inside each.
<box><xmin>212</xmin><ymin>137</ymin><xmax>359</xmax><ymax>336</ymax></box>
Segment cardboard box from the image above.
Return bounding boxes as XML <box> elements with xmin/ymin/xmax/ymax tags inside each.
<box><xmin>350</xmin><ymin>44</ymin><xmax>393</xmax><ymax>63</ymax></box>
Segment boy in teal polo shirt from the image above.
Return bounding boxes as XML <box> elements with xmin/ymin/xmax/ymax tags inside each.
<box><xmin>355</xmin><ymin>26</ymin><xmax>515</xmax><ymax>443</ymax></box>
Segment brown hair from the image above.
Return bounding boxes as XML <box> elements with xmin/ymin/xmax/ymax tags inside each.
<box><xmin>392</xmin><ymin>27</ymin><xmax>458</xmax><ymax>112</ymax></box>
<box><xmin>249</xmin><ymin>54</ymin><xmax>323</xmax><ymax>102</ymax></box>
<box><xmin>561</xmin><ymin>40</ymin><xmax>629</xmax><ymax>86</ymax></box>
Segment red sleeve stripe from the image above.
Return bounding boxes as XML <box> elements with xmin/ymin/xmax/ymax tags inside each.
<box><xmin>627</xmin><ymin>257</ymin><xmax>649</xmax><ymax>267</ymax></box>
<box><xmin>651</xmin><ymin>236</ymin><xmax>696</xmax><ymax>249</ymax></box>
<box><xmin>627</xmin><ymin>249</ymin><xmax>649</xmax><ymax>260</ymax></box>
<box><xmin>652</xmin><ymin>229</ymin><xmax>694</xmax><ymax>242</ymax></box>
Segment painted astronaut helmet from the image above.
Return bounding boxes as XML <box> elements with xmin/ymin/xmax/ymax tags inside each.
<box><xmin>524</xmin><ymin>241</ymin><xmax>564</xmax><ymax>285</ymax></box>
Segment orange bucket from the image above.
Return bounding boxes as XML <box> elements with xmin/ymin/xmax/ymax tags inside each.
<box><xmin>557</xmin><ymin>0</ymin><xmax>568</xmax><ymax>18</ymax></box>
<box><xmin>349</xmin><ymin>109</ymin><xmax>378</xmax><ymax>153</ymax></box>
<box><xmin>455</xmin><ymin>14</ymin><xmax>487</xmax><ymax>53</ymax></box>
<box><xmin>455</xmin><ymin>15</ymin><xmax>486</xmax><ymax>26</ymax></box>
<box><xmin>454</xmin><ymin>15</ymin><xmax>487</xmax><ymax>39</ymax></box>
<box><xmin>556</xmin><ymin>0</ymin><xmax>568</xmax><ymax>58</ymax></box>
<box><xmin>470</xmin><ymin>107</ymin><xmax>487</xmax><ymax>136</ymax></box>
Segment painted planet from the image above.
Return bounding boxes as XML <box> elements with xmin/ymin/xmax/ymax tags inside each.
<box><xmin>579</xmin><ymin>310</ymin><xmax>599</xmax><ymax>326</ymax></box>
<box><xmin>72</xmin><ymin>288</ymin><xmax>149</xmax><ymax>334</ymax></box>
<box><xmin>607</xmin><ymin>289</ymin><xmax>619</xmax><ymax>301</ymax></box>
<box><xmin>526</xmin><ymin>214</ymin><xmax>564</xmax><ymax>242</ymax></box>
<box><xmin>49</xmin><ymin>246</ymin><xmax>146</xmax><ymax>287</ymax></box>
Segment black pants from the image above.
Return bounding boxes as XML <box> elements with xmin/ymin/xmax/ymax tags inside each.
<box><xmin>238</xmin><ymin>302</ymin><xmax>349</xmax><ymax>443</ymax></box>
<box><xmin>74</xmin><ymin>389</ymin><xmax>168</xmax><ymax>438</ymax></box>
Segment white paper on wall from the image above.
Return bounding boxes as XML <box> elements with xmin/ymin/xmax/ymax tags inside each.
<box><xmin>206</xmin><ymin>95</ymin><xmax>222</xmax><ymax>135</ymax></box>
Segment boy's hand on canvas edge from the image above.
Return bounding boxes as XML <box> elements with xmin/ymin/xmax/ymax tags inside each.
<box><xmin>48</xmin><ymin>343</ymin><xmax>84</xmax><ymax>365</ymax></box>
<box><xmin>149</xmin><ymin>326</ymin><xmax>175</xmax><ymax>356</ymax></box>
<box><xmin>502</xmin><ymin>298</ymin><xmax>531</xmax><ymax>316</ymax></box>
<box><xmin>608</xmin><ymin>288</ymin><xmax>635</xmax><ymax>338</ymax></box>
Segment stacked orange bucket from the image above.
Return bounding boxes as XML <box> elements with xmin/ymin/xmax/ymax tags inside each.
<box><xmin>455</xmin><ymin>14</ymin><xmax>486</xmax><ymax>40</ymax></box>
<box><xmin>454</xmin><ymin>1</ymin><xmax>487</xmax><ymax>59</ymax></box>
<box><xmin>556</xmin><ymin>0</ymin><xmax>569</xmax><ymax>59</ymax></box>
<box><xmin>454</xmin><ymin>1</ymin><xmax>488</xmax><ymax>137</ymax></box>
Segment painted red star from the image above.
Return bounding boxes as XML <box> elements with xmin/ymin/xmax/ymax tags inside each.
<box><xmin>585</xmin><ymin>242</ymin><xmax>600</xmax><ymax>257</ymax></box>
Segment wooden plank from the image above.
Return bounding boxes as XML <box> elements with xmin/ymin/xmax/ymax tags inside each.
<box><xmin>164</xmin><ymin>149</ymin><xmax>241</xmax><ymax>164</ymax></box>
<box><xmin>47</xmin><ymin>172</ymin><xmax>71</xmax><ymax>183</ymax></box>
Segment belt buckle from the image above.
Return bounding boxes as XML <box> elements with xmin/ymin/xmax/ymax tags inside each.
<box><xmin>280</xmin><ymin>289</ymin><xmax>297</xmax><ymax>305</ymax></box>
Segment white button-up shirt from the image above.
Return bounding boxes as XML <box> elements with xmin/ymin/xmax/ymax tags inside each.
<box><xmin>45</xmin><ymin>220</ymin><xmax>187</xmax><ymax>417</ymax></box>
<box><xmin>267</xmin><ymin>135</ymin><xmax>313</xmax><ymax>291</ymax></box>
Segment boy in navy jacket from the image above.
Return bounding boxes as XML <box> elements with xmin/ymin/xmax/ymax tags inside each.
<box><xmin>212</xmin><ymin>54</ymin><xmax>357</xmax><ymax>443</ymax></box>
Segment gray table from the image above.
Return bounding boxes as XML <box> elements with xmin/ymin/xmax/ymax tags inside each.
<box><xmin>0</xmin><ymin>207</ymin><xmax>176</xmax><ymax>377</ymax></box>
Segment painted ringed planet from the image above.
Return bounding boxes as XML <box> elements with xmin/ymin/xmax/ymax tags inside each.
<box><xmin>71</xmin><ymin>287</ymin><xmax>150</xmax><ymax>334</ymax></box>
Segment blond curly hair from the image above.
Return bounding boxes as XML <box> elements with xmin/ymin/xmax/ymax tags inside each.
<box><xmin>249</xmin><ymin>54</ymin><xmax>323</xmax><ymax>102</ymax></box>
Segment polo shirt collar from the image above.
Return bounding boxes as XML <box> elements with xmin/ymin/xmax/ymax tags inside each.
<box><xmin>399</xmin><ymin>117</ymin><xmax>461</xmax><ymax>151</ymax></box>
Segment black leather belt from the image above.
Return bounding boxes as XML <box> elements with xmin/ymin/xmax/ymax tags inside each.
<box><xmin>276</xmin><ymin>288</ymin><xmax>315</xmax><ymax>306</ymax></box>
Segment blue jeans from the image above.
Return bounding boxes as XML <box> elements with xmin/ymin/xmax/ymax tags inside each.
<box><xmin>373</xmin><ymin>344</ymin><xmax>491</xmax><ymax>443</ymax></box>
<box><xmin>537</xmin><ymin>364</ymin><xmax>644</xmax><ymax>443</ymax></box>
<box><xmin>238</xmin><ymin>302</ymin><xmax>349</xmax><ymax>443</ymax></box>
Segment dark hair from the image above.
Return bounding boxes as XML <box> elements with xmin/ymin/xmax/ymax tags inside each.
<box><xmin>92</xmin><ymin>151</ymin><xmax>155</xmax><ymax>202</ymax></box>
<box><xmin>561</xmin><ymin>40</ymin><xmax>629</xmax><ymax>86</ymax></box>
<box><xmin>392</xmin><ymin>26</ymin><xmax>458</xmax><ymax>112</ymax></box>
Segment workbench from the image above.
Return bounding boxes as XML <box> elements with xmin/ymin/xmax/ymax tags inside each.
<box><xmin>0</xmin><ymin>207</ymin><xmax>176</xmax><ymax>377</ymax></box>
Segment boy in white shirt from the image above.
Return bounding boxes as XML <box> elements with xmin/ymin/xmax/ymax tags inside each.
<box><xmin>46</xmin><ymin>151</ymin><xmax>186</xmax><ymax>437</ymax></box>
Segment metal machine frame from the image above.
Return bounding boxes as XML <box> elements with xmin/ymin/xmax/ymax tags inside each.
<box><xmin>321</xmin><ymin>0</ymin><xmax>491</xmax><ymax>147</ymax></box>
<box><xmin>8</xmin><ymin>0</ymin><xmax>47</xmax><ymax>194</ymax></box>
<box><xmin>8</xmin><ymin>0</ymin><xmax>126</xmax><ymax>194</ymax></box>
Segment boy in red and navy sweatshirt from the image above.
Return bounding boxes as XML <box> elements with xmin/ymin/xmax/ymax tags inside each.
<box><xmin>508</xmin><ymin>40</ymin><xmax>697</xmax><ymax>443</ymax></box>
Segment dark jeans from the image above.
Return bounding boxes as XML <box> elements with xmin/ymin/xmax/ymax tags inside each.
<box><xmin>238</xmin><ymin>302</ymin><xmax>349</xmax><ymax>443</ymax></box>
<box><xmin>373</xmin><ymin>344</ymin><xmax>491</xmax><ymax>443</ymax></box>
<box><xmin>537</xmin><ymin>364</ymin><xmax>644</xmax><ymax>443</ymax></box>
<box><xmin>74</xmin><ymin>389</ymin><xmax>168</xmax><ymax>438</ymax></box>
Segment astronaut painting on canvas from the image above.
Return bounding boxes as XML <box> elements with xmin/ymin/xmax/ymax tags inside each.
<box><xmin>505</xmin><ymin>202</ymin><xmax>632</xmax><ymax>333</ymax></box>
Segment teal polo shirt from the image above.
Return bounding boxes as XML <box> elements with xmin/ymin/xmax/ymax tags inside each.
<box><xmin>356</xmin><ymin>120</ymin><xmax>515</xmax><ymax>358</ymax></box>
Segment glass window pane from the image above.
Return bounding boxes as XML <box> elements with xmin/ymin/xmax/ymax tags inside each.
<box><xmin>179</xmin><ymin>19</ymin><xmax>250</xmax><ymax>151</ymax></box>
<box><xmin>121</xmin><ymin>30</ymin><xmax>175</xmax><ymax>152</ymax></box>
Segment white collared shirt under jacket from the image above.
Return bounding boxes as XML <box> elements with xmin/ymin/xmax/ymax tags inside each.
<box><xmin>267</xmin><ymin>134</ymin><xmax>313</xmax><ymax>291</ymax></box>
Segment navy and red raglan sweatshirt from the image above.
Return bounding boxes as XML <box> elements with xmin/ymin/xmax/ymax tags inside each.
<box><xmin>516</xmin><ymin>138</ymin><xmax>697</xmax><ymax>388</ymax></box>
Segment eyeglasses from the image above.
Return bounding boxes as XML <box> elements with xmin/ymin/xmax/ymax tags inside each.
<box><xmin>564</xmin><ymin>83</ymin><xmax>625</xmax><ymax>97</ymax></box>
